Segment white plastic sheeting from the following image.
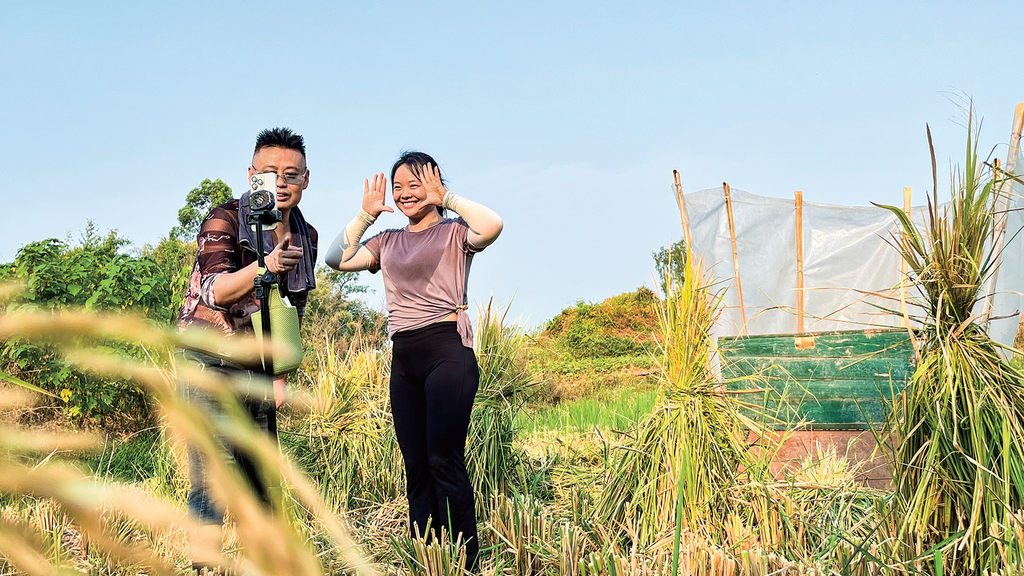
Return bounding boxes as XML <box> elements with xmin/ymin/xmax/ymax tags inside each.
<box><xmin>684</xmin><ymin>161</ymin><xmax>1024</xmax><ymax>347</ymax></box>
<box><xmin>988</xmin><ymin>146</ymin><xmax>1024</xmax><ymax>346</ymax></box>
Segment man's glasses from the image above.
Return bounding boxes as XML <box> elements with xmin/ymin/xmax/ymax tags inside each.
<box><xmin>251</xmin><ymin>166</ymin><xmax>307</xmax><ymax>185</ymax></box>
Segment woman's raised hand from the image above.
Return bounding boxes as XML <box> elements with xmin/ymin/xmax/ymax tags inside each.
<box><xmin>361</xmin><ymin>173</ymin><xmax>393</xmax><ymax>217</ymax></box>
<box><xmin>421</xmin><ymin>163</ymin><xmax>448</xmax><ymax>207</ymax></box>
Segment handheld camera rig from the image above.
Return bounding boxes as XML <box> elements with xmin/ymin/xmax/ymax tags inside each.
<box><xmin>247</xmin><ymin>172</ymin><xmax>282</xmax><ymax>377</ymax></box>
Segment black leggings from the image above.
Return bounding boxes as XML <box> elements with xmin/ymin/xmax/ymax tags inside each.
<box><xmin>390</xmin><ymin>321</ymin><xmax>479</xmax><ymax>568</ymax></box>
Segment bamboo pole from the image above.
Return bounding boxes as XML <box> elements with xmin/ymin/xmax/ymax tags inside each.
<box><xmin>723</xmin><ymin>182</ymin><xmax>747</xmax><ymax>334</ymax></box>
<box><xmin>983</xmin><ymin>102</ymin><xmax>1024</xmax><ymax>326</ymax></box>
<box><xmin>901</xmin><ymin>187</ymin><xmax>911</xmax><ymax>327</ymax></box>
<box><xmin>672</xmin><ymin>170</ymin><xmax>693</xmax><ymax>254</ymax></box>
<box><xmin>795</xmin><ymin>190</ymin><xmax>804</xmax><ymax>334</ymax></box>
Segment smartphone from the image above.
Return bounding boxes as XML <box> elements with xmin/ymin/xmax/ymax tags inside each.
<box><xmin>249</xmin><ymin>172</ymin><xmax>279</xmax><ymax>231</ymax></box>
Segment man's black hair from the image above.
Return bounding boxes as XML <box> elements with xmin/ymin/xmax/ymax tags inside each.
<box><xmin>254</xmin><ymin>127</ymin><xmax>306</xmax><ymax>158</ymax></box>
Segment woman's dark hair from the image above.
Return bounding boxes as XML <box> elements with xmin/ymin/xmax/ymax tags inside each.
<box><xmin>391</xmin><ymin>151</ymin><xmax>446</xmax><ymax>216</ymax></box>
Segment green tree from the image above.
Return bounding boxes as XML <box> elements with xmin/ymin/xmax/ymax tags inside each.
<box><xmin>301</xmin><ymin>267</ymin><xmax>385</xmax><ymax>348</ymax></box>
<box><xmin>151</xmin><ymin>178</ymin><xmax>233</xmax><ymax>319</ymax></box>
<box><xmin>170</xmin><ymin>178</ymin><xmax>233</xmax><ymax>241</ymax></box>
<box><xmin>652</xmin><ymin>239</ymin><xmax>687</xmax><ymax>296</ymax></box>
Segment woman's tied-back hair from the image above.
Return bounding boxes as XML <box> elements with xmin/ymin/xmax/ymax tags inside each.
<box><xmin>392</xmin><ymin>151</ymin><xmax>446</xmax><ymax>217</ymax></box>
<box><xmin>254</xmin><ymin>127</ymin><xmax>306</xmax><ymax>159</ymax></box>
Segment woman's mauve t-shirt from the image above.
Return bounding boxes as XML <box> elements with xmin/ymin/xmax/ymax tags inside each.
<box><xmin>363</xmin><ymin>218</ymin><xmax>482</xmax><ymax>348</ymax></box>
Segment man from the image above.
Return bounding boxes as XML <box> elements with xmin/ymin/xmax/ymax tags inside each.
<box><xmin>177</xmin><ymin>127</ymin><xmax>317</xmax><ymax>573</ymax></box>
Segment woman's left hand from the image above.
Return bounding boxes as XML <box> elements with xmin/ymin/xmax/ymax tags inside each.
<box><xmin>421</xmin><ymin>163</ymin><xmax>448</xmax><ymax>207</ymax></box>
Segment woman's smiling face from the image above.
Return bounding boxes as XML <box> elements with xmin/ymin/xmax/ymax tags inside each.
<box><xmin>392</xmin><ymin>164</ymin><xmax>434</xmax><ymax>220</ymax></box>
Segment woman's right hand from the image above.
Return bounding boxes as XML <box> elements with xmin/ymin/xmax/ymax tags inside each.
<box><xmin>361</xmin><ymin>173</ymin><xmax>393</xmax><ymax>218</ymax></box>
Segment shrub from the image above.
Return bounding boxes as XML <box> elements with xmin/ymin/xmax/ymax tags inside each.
<box><xmin>543</xmin><ymin>287</ymin><xmax>658</xmax><ymax>360</ymax></box>
<box><xmin>144</xmin><ymin>234</ymin><xmax>196</xmax><ymax>320</ymax></box>
<box><xmin>1</xmin><ymin>224</ymin><xmax>173</xmax><ymax>422</ymax></box>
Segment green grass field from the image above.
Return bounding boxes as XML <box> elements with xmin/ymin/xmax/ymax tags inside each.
<box><xmin>517</xmin><ymin>386</ymin><xmax>658</xmax><ymax>435</ymax></box>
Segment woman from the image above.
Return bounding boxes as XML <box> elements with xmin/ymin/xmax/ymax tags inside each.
<box><xmin>325</xmin><ymin>151</ymin><xmax>502</xmax><ymax>570</ymax></box>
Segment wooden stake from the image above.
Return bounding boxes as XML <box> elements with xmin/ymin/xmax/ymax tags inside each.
<box><xmin>795</xmin><ymin>190</ymin><xmax>804</xmax><ymax>334</ymax></box>
<box><xmin>901</xmin><ymin>187</ymin><xmax>911</xmax><ymax>327</ymax></box>
<box><xmin>672</xmin><ymin>170</ymin><xmax>693</xmax><ymax>254</ymax></box>
<box><xmin>723</xmin><ymin>182</ymin><xmax>747</xmax><ymax>334</ymax></box>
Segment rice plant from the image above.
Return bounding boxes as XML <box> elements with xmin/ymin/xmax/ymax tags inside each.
<box><xmin>390</xmin><ymin>521</ymin><xmax>469</xmax><ymax>576</ymax></box>
<box><xmin>517</xmin><ymin>387</ymin><xmax>658</xmax><ymax>435</ymax></box>
<box><xmin>486</xmin><ymin>493</ymin><xmax>559</xmax><ymax>574</ymax></box>
<box><xmin>284</xmin><ymin>332</ymin><xmax>404</xmax><ymax>513</ymax></box>
<box><xmin>877</xmin><ymin>110</ymin><xmax>1024</xmax><ymax>573</ymax></box>
<box><xmin>596</xmin><ymin>256</ymin><xmax>759</xmax><ymax>549</ymax></box>
<box><xmin>467</xmin><ymin>299</ymin><xmax>542</xmax><ymax>508</ymax></box>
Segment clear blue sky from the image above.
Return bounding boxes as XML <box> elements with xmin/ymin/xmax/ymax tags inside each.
<box><xmin>4</xmin><ymin>1</ymin><xmax>1022</xmax><ymax>327</ymax></box>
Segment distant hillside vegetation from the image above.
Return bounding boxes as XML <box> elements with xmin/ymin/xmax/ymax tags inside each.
<box><xmin>543</xmin><ymin>287</ymin><xmax>659</xmax><ymax>359</ymax></box>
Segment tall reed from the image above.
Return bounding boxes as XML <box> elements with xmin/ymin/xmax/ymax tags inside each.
<box><xmin>878</xmin><ymin>112</ymin><xmax>1024</xmax><ymax>573</ymax></box>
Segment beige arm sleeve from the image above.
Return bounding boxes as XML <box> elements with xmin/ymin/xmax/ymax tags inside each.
<box><xmin>325</xmin><ymin>210</ymin><xmax>377</xmax><ymax>271</ymax></box>
<box><xmin>442</xmin><ymin>192</ymin><xmax>503</xmax><ymax>249</ymax></box>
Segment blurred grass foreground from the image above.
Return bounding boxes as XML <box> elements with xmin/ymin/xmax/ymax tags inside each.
<box><xmin>4</xmin><ymin>111</ymin><xmax>1024</xmax><ymax>575</ymax></box>
<box><xmin>0</xmin><ymin>283</ymin><xmax>899</xmax><ymax>576</ymax></box>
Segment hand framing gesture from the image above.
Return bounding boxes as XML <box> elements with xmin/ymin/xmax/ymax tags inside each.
<box><xmin>361</xmin><ymin>173</ymin><xmax>393</xmax><ymax>217</ymax></box>
<box><xmin>420</xmin><ymin>163</ymin><xmax>448</xmax><ymax>207</ymax></box>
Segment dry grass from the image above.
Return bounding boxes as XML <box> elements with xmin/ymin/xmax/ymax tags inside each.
<box><xmin>0</xmin><ymin>308</ymin><xmax>380</xmax><ymax>576</ymax></box>
<box><xmin>7</xmin><ymin>226</ymin><xmax>1024</xmax><ymax>576</ymax></box>
<box><xmin>0</xmin><ymin>307</ymin><xmax>904</xmax><ymax>576</ymax></box>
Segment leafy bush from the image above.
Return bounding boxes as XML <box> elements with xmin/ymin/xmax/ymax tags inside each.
<box><xmin>144</xmin><ymin>234</ymin><xmax>196</xmax><ymax>319</ymax></box>
<box><xmin>1</xmin><ymin>223</ymin><xmax>174</xmax><ymax>421</ymax></box>
<box><xmin>3</xmin><ymin>224</ymin><xmax>172</xmax><ymax>321</ymax></box>
<box><xmin>543</xmin><ymin>287</ymin><xmax>658</xmax><ymax>359</ymax></box>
